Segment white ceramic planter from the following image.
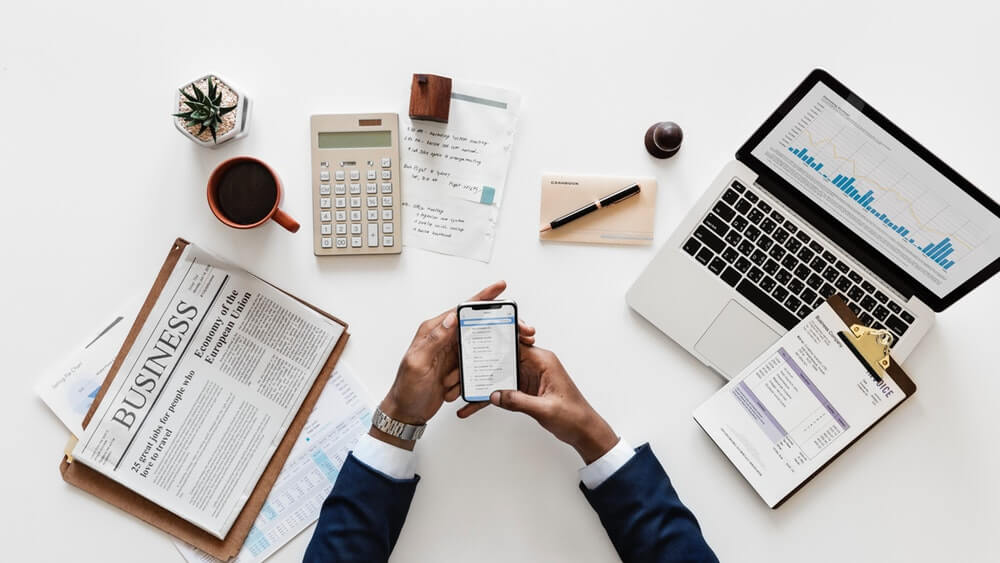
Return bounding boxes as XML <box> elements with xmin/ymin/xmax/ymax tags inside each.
<box><xmin>173</xmin><ymin>74</ymin><xmax>251</xmax><ymax>148</ymax></box>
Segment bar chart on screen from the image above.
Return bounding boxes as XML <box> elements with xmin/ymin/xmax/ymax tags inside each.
<box><xmin>752</xmin><ymin>80</ymin><xmax>1000</xmax><ymax>296</ymax></box>
<box><xmin>773</xmin><ymin>97</ymin><xmax>990</xmax><ymax>274</ymax></box>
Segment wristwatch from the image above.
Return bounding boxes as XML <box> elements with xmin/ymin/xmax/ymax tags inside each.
<box><xmin>371</xmin><ymin>407</ymin><xmax>426</xmax><ymax>441</ymax></box>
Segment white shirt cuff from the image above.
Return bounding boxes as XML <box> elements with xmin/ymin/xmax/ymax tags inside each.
<box><xmin>579</xmin><ymin>438</ymin><xmax>635</xmax><ymax>490</ymax></box>
<box><xmin>351</xmin><ymin>432</ymin><xmax>417</xmax><ymax>480</ymax></box>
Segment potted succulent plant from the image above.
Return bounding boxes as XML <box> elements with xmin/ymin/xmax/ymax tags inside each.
<box><xmin>173</xmin><ymin>74</ymin><xmax>251</xmax><ymax>147</ymax></box>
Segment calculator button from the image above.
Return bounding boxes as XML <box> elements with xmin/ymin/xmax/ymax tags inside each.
<box><xmin>350</xmin><ymin>170</ymin><xmax>360</xmax><ymax>181</ymax></box>
<box><xmin>335</xmin><ymin>197</ymin><xmax>346</xmax><ymax>208</ymax></box>
<box><xmin>382</xmin><ymin>222</ymin><xmax>394</xmax><ymax>234</ymax></box>
<box><xmin>319</xmin><ymin>184</ymin><xmax>331</xmax><ymax>195</ymax></box>
<box><xmin>367</xmin><ymin>209</ymin><xmax>378</xmax><ymax>221</ymax></box>
<box><xmin>320</xmin><ymin>197</ymin><xmax>331</xmax><ymax>209</ymax></box>
<box><xmin>382</xmin><ymin>209</ymin><xmax>393</xmax><ymax>220</ymax></box>
<box><xmin>335</xmin><ymin>184</ymin><xmax>346</xmax><ymax>195</ymax></box>
<box><xmin>351</xmin><ymin>236</ymin><xmax>362</xmax><ymax>248</ymax></box>
<box><xmin>336</xmin><ymin>224</ymin><xmax>347</xmax><ymax>235</ymax></box>
<box><xmin>350</xmin><ymin>183</ymin><xmax>361</xmax><ymax>195</ymax></box>
<box><xmin>321</xmin><ymin>237</ymin><xmax>333</xmax><ymax>249</ymax></box>
<box><xmin>320</xmin><ymin>211</ymin><xmax>332</xmax><ymax>222</ymax></box>
<box><xmin>335</xmin><ymin>170</ymin><xmax>345</xmax><ymax>181</ymax></box>
<box><xmin>320</xmin><ymin>161</ymin><xmax>329</xmax><ymax>168</ymax></box>
<box><xmin>321</xmin><ymin>224</ymin><xmax>332</xmax><ymax>235</ymax></box>
<box><xmin>350</xmin><ymin>210</ymin><xmax>361</xmax><ymax>221</ymax></box>
<box><xmin>383</xmin><ymin>235</ymin><xmax>394</xmax><ymax>247</ymax></box>
<box><xmin>381</xmin><ymin>157</ymin><xmax>391</xmax><ymax>168</ymax></box>
<box><xmin>381</xmin><ymin>170</ymin><xmax>391</xmax><ymax>180</ymax></box>
<box><xmin>335</xmin><ymin>210</ymin><xmax>346</xmax><ymax>221</ymax></box>
<box><xmin>350</xmin><ymin>197</ymin><xmax>361</xmax><ymax>208</ymax></box>
<box><xmin>367</xmin><ymin>196</ymin><xmax>378</xmax><ymax>207</ymax></box>
<box><xmin>367</xmin><ymin>182</ymin><xmax>378</xmax><ymax>194</ymax></box>
<box><xmin>351</xmin><ymin>223</ymin><xmax>362</xmax><ymax>235</ymax></box>
<box><xmin>319</xmin><ymin>171</ymin><xmax>330</xmax><ymax>181</ymax></box>
<box><xmin>382</xmin><ymin>196</ymin><xmax>393</xmax><ymax>207</ymax></box>
<box><xmin>368</xmin><ymin>224</ymin><xmax>379</xmax><ymax>247</ymax></box>
<box><xmin>367</xmin><ymin>170</ymin><xmax>377</xmax><ymax>180</ymax></box>
<box><xmin>336</xmin><ymin>237</ymin><xmax>347</xmax><ymax>248</ymax></box>
<box><xmin>381</xmin><ymin>182</ymin><xmax>392</xmax><ymax>193</ymax></box>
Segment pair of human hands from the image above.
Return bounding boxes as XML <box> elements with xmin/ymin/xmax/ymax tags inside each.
<box><xmin>374</xmin><ymin>281</ymin><xmax>619</xmax><ymax>464</ymax></box>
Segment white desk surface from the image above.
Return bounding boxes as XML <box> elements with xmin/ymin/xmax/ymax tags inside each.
<box><xmin>3</xmin><ymin>1</ymin><xmax>998</xmax><ymax>561</ymax></box>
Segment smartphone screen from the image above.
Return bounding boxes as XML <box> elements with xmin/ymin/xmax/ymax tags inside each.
<box><xmin>458</xmin><ymin>301</ymin><xmax>518</xmax><ymax>402</ymax></box>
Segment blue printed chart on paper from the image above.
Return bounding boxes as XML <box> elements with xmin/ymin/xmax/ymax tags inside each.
<box><xmin>751</xmin><ymin>81</ymin><xmax>1000</xmax><ymax>297</ymax></box>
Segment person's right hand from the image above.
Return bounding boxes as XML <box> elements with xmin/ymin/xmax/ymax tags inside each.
<box><xmin>457</xmin><ymin>346</ymin><xmax>619</xmax><ymax>464</ymax></box>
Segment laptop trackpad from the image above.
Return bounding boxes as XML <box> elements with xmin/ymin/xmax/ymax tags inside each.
<box><xmin>695</xmin><ymin>300</ymin><xmax>781</xmax><ymax>378</ymax></box>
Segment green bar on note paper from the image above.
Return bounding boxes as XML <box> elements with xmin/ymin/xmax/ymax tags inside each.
<box><xmin>480</xmin><ymin>186</ymin><xmax>496</xmax><ymax>204</ymax></box>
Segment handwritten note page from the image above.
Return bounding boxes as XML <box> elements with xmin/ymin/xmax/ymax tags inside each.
<box><xmin>401</xmin><ymin>79</ymin><xmax>520</xmax><ymax>262</ymax></box>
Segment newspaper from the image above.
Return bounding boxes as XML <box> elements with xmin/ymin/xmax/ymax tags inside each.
<box><xmin>71</xmin><ymin>242</ymin><xmax>345</xmax><ymax>539</ymax></box>
<box><xmin>174</xmin><ymin>361</ymin><xmax>372</xmax><ymax>563</ymax></box>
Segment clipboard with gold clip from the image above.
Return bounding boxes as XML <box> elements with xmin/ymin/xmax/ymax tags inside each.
<box><xmin>826</xmin><ymin>294</ymin><xmax>917</xmax><ymax>397</ymax></box>
<box><xmin>838</xmin><ymin>324</ymin><xmax>894</xmax><ymax>382</ymax></box>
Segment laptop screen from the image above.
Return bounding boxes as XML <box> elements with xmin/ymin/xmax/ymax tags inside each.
<box><xmin>749</xmin><ymin>79</ymin><xmax>1000</xmax><ymax>300</ymax></box>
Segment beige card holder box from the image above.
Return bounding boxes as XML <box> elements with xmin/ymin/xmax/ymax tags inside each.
<box><xmin>539</xmin><ymin>174</ymin><xmax>657</xmax><ymax>245</ymax></box>
<box><xmin>59</xmin><ymin>238</ymin><xmax>350</xmax><ymax>561</ymax></box>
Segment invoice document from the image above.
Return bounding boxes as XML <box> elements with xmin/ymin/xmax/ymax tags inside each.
<box><xmin>694</xmin><ymin>302</ymin><xmax>913</xmax><ymax>507</ymax></box>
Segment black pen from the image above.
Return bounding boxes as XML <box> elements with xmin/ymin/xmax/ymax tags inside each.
<box><xmin>540</xmin><ymin>183</ymin><xmax>641</xmax><ymax>232</ymax></box>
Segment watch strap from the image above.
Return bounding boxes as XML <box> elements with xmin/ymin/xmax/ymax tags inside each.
<box><xmin>372</xmin><ymin>407</ymin><xmax>426</xmax><ymax>441</ymax></box>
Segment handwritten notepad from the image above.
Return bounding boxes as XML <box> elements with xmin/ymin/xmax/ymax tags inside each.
<box><xmin>400</xmin><ymin>79</ymin><xmax>521</xmax><ymax>262</ymax></box>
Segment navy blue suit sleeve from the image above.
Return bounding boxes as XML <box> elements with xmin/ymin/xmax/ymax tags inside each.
<box><xmin>581</xmin><ymin>444</ymin><xmax>718</xmax><ymax>563</ymax></box>
<box><xmin>304</xmin><ymin>452</ymin><xmax>418</xmax><ymax>563</ymax></box>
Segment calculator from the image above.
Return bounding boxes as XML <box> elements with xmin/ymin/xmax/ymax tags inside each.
<box><xmin>310</xmin><ymin>113</ymin><xmax>401</xmax><ymax>255</ymax></box>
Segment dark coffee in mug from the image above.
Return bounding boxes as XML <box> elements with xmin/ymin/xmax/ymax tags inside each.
<box><xmin>214</xmin><ymin>160</ymin><xmax>278</xmax><ymax>225</ymax></box>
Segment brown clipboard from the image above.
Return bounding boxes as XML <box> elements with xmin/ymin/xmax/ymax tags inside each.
<box><xmin>59</xmin><ymin>238</ymin><xmax>350</xmax><ymax>560</ymax></box>
<box><xmin>770</xmin><ymin>294</ymin><xmax>916</xmax><ymax>508</ymax></box>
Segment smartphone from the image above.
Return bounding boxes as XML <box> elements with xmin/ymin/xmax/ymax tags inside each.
<box><xmin>457</xmin><ymin>300</ymin><xmax>519</xmax><ymax>402</ymax></box>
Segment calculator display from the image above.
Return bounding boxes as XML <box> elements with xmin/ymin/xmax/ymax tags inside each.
<box><xmin>318</xmin><ymin>131</ymin><xmax>391</xmax><ymax>149</ymax></box>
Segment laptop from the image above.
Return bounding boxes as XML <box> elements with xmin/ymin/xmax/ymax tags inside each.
<box><xmin>627</xmin><ymin>69</ymin><xmax>1000</xmax><ymax>379</ymax></box>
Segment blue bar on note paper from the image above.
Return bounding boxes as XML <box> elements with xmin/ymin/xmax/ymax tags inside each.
<box><xmin>799</xmin><ymin>148</ymin><xmax>808</xmax><ymax>159</ymax></box>
<box><xmin>815</xmin><ymin>163</ymin><xmax>823</xmax><ymax>172</ymax></box>
<box><xmin>936</xmin><ymin>247</ymin><xmax>954</xmax><ymax>263</ymax></box>
<box><xmin>480</xmin><ymin>186</ymin><xmax>496</xmax><ymax>205</ymax></box>
<box><xmin>842</xmin><ymin>178</ymin><xmax>855</xmax><ymax>191</ymax></box>
<box><xmin>833</xmin><ymin>174</ymin><xmax>844</xmax><ymax>186</ymax></box>
<box><xmin>806</xmin><ymin>156</ymin><xmax>814</xmax><ymax>165</ymax></box>
<box><xmin>860</xmin><ymin>191</ymin><xmax>874</xmax><ymax>206</ymax></box>
<box><xmin>943</xmin><ymin>260</ymin><xmax>955</xmax><ymax>270</ymax></box>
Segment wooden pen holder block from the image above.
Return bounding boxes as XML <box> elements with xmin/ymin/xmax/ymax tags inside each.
<box><xmin>409</xmin><ymin>74</ymin><xmax>452</xmax><ymax>123</ymax></box>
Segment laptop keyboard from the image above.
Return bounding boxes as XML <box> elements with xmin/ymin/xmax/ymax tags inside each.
<box><xmin>683</xmin><ymin>180</ymin><xmax>915</xmax><ymax>343</ymax></box>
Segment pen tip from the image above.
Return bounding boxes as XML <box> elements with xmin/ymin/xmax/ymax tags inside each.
<box><xmin>539</xmin><ymin>225</ymin><xmax>551</xmax><ymax>233</ymax></box>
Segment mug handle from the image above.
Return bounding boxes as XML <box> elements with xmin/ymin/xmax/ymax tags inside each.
<box><xmin>272</xmin><ymin>208</ymin><xmax>300</xmax><ymax>233</ymax></box>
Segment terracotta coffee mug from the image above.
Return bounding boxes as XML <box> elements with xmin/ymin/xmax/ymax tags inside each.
<box><xmin>207</xmin><ymin>156</ymin><xmax>300</xmax><ymax>233</ymax></box>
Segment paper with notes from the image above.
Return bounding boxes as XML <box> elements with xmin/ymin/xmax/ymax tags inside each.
<box><xmin>400</xmin><ymin>79</ymin><xmax>520</xmax><ymax>262</ymax></box>
<box><xmin>173</xmin><ymin>362</ymin><xmax>372</xmax><ymax>563</ymax></box>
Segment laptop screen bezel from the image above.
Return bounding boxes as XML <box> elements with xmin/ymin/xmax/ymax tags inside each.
<box><xmin>736</xmin><ymin>68</ymin><xmax>1000</xmax><ymax>312</ymax></box>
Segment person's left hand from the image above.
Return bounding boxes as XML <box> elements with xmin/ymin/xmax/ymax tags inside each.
<box><xmin>373</xmin><ymin>280</ymin><xmax>536</xmax><ymax>449</ymax></box>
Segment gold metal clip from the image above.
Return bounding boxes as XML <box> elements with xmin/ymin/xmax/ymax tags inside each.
<box><xmin>846</xmin><ymin>324</ymin><xmax>894</xmax><ymax>373</ymax></box>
